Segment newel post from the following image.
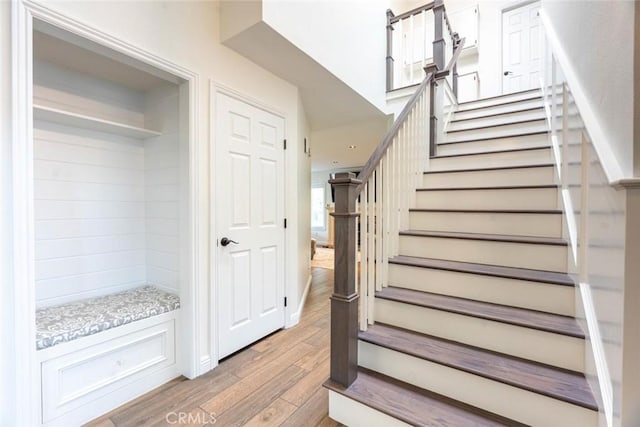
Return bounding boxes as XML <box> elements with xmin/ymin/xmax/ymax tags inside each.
<box><xmin>425</xmin><ymin>63</ymin><xmax>439</xmax><ymax>157</ymax></box>
<box><xmin>329</xmin><ymin>172</ymin><xmax>361</xmax><ymax>387</ymax></box>
<box><xmin>432</xmin><ymin>0</ymin><xmax>446</xmax><ymax>71</ymax></box>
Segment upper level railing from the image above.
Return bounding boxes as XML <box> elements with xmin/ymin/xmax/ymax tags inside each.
<box><xmin>328</xmin><ymin>3</ymin><xmax>464</xmax><ymax>387</ymax></box>
<box><xmin>386</xmin><ymin>0</ymin><xmax>457</xmax><ymax>92</ymax></box>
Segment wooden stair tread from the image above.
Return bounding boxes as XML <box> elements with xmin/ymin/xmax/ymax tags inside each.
<box><xmin>410</xmin><ymin>208</ymin><xmax>562</xmax><ymax>214</ymax></box>
<box><xmin>359</xmin><ymin>324</ymin><xmax>598</xmax><ymax>411</ymax></box>
<box><xmin>437</xmin><ymin>130</ymin><xmax>549</xmax><ymax>145</ymax></box>
<box><xmin>423</xmin><ymin>163</ymin><xmax>555</xmax><ymax>174</ymax></box>
<box><xmin>456</xmin><ymin>97</ymin><xmax>542</xmax><ymax>113</ymax></box>
<box><xmin>417</xmin><ymin>184</ymin><xmax>557</xmax><ymax>191</ymax></box>
<box><xmin>376</xmin><ymin>287</ymin><xmax>584</xmax><ymax>338</ymax></box>
<box><xmin>457</xmin><ymin>89</ymin><xmax>540</xmax><ymax>106</ymax></box>
<box><xmin>446</xmin><ymin>118</ymin><xmax>546</xmax><ymax>134</ymax></box>
<box><xmin>399</xmin><ymin>230</ymin><xmax>567</xmax><ymax>246</ymax></box>
<box><xmin>433</xmin><ymin>145</ymin><xmax>550</xmax><ymax>159</ymax></box>
<box><xmin>324</xmin><ymin>367</ymin><xmax>526</xmax><ymax>427</ymax></box>
<box><xmin>450</xmin><ymin>106</ymin><xmax>545</xmax><ymax>123</ymax></box>
<box><xmin>389</xmin><ymin>256</ymin><xmax>574</xmax><ymax>286</ymax></box>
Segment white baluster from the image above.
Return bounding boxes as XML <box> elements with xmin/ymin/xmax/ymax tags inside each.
<box><xmin>376</xmin><ymin>163</ymin><xmax>384</xmax><ymax>292</ymax></box>
<box><xmin>409</xmin><ymin>15</ymin><xmax>415</xmax><ymax>85</ymax></box>
<box><xmin>367</xmin><ymin>176</ymin><xmax>375</xmax><ymax>325</ymax></box>
<box><xmin>383</xmin><ymin>152</ymin><xmax>390</xmax><ymax>287</ymax></box>
<box><xmin>359</xmin><ymin>183</ymin><xmax>368</xmax><ymax>331</ymax></box>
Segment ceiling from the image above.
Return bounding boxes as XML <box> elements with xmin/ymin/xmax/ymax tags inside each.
<box><xmin>310</xmin><ymin>118</ymin><xmax>390</xmax><ymax>172</ymax></box>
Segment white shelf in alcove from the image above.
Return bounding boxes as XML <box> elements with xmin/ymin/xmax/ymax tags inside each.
<box><xmin>33</xmin><ymin>104</ymin><xmax>162</xmax><ymax>139</ymax></box>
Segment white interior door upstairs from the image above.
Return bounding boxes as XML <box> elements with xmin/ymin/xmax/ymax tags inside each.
<box><xmin>215</xmin><ymin>92</ymin><xmax>286</xmax><ymax>359</ymax></box>
<box><xmin>502</xmin><ymin>1</ymin><xmax>542</xmax><ymax>94</ymax></box>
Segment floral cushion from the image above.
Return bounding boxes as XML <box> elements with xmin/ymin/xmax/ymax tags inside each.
<box><xmin>36</xmin><ymin>285</ymin><xmax>180</xmax><ymax>350</ymax></box>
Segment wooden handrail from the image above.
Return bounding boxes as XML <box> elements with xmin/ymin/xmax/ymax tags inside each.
<box><xmin>360</xmin><ymin>38</ymin><xmax>465</xmax><ymax>187</ymax></box>
<box><xmin>435</xmin><ymin>36</ymin><xmax>466</xmax><ymax>79</ymax></box>
<box><xmin>389</xmin><ymin>2</ymin><xmax>435</xmax><ymax>23</ymax></box>
<box><xmin>357</xmin><ymin>70</ymin><xmax>435</xmax><ymax>190</ymax></box>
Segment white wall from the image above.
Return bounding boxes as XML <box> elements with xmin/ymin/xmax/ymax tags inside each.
<box><xmin>542</xmin><ymin>0</ymin><xmax>635</xmax><ymax>178</ymax></box>
<box><xmin>262</xmin><ymin>0</ymin><xmax>390</xmax><ymax>113</ymax></box>
<box><xmin>3</xmin><ymin>1</ymin><xmax>311</xmax><ymax>402</ymax></box>
<box><xmin>294</xmin><ymin>94</ymin><xmax>312</xmax><ymax>322</ymax></box>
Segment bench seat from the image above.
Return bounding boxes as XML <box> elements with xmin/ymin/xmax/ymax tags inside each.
<box><xmin>36</xmin><ymin>285</ymin><xmax>180</xmax><ymax>350</ymax></box>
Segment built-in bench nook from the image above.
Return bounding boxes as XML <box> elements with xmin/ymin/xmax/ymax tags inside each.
<box><xmin>36</xmin><ymin>286</ymin><xmax>180</xmax><ymax>351</ymax></box>
<box><xmin>30</xmin><ymin>20</ymin><xmax>195</xmax><ymax>427</ymax></box>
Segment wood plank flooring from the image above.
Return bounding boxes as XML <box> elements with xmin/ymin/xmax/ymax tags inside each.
<box><xmin>85</xmin><ymin>268</ymin><xmax>339</xmax><ymax>427</ymax></box>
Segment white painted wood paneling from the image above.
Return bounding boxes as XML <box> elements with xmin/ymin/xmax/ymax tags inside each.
<box><xmin>144</xmin><ymin>89</ymin><xmax>180</xmax><ymax>293</ymax></box>
<box><xmin>33</xmin><ymin>80</ymin><xmax>183</xmax><ymax>304</ymax></box>
<box><xmin>33</xmin><ymin>123</ymin><xmax>147</xmax><ymax>306</ymax></box>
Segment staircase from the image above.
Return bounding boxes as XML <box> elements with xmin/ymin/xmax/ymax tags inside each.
<box><xmin>325</xmin><ymin>89</ymin><xmax>599</xmax><ymax>426</ymax></box>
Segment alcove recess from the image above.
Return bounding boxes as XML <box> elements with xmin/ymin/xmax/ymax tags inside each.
<box><xmin>32</xmin><ymin>21</ymin><xmax>191</xmax><ymax>311</ymax></box>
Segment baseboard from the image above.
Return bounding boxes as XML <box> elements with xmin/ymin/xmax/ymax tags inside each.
<box><xmin>579</xmin><ymin>282</ymin><xmax>613</xmax><ymax>427</ymax></box>
<box><xmin>199</xmin><ymin>355</ymin><xmax>212</xmax><ymax>374</ymax></box>
<box><xmin>561</xmin><ymin>188</ymin><xmax>578</xmax><ymax>263</ymax></box>
<box><xmin>286</xmin><ymin>274</ymin><xmax>312</xmax><ymax>328</ymax></box>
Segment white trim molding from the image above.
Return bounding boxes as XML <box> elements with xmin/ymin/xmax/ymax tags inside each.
<box><xmin>288</xmin><ymin>274</ymin><xmax>313</xmax><ymax>328</ymax></box>
<box><xmin>579</xmin><ymin>282</ymin><xmax>614</xmax><ymax>427</ymax></box>
<box><xmin>611</xmin><ymin>178</ymin><xmax>640</xmax><ymax>190</ymax></box>
<box><xmin>11</xmin><ymin>2</ymin><xmax>38</xmax><ymax>425</ymax></box>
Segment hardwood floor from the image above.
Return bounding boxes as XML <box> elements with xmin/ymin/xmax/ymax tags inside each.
<box><xmin>85</xmin><ymin>268</ymin><xmax>339</xmax><ymax>427</ymax></box>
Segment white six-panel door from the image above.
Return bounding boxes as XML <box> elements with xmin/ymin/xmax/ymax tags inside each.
<box><xmin>215</xmin><ymin>93</ymin><xmax>286</xmax><ymax>359</ymax></box>
<box><xmin>502</xmin><ymin>1</ymin><xmax>542</xmax><ymax>94</ymax></box>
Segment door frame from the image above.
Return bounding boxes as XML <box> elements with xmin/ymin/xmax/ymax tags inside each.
<box><xmin>209</xmin><ymin>81</ymin><xmax>288</xmax><ymax>366</ymax></box>
<box><xmin>10</xmin><ymin>2</ymin><xmax>202</xmax><ymax>424</ymax></box>
<box><xmin>500</xmin><ymin>0</ymin><xmax>541</xmax><ymax>94</ymax></box>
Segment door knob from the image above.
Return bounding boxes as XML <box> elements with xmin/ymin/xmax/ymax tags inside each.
<box><xmin>504</xmin><ymin>71</ymin><xmax>513</xmax><ymax>76</ymax></box>
<box><xmin>220</xmin><ymin>237</ymin><xmax>239</xmax><ymax>247</ymax></box>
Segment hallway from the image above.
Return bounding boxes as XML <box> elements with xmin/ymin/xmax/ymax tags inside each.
<box><xmin>86</xmin><ymin>268</ymin><xmax>337</xmax><ymax>427</ymax></box>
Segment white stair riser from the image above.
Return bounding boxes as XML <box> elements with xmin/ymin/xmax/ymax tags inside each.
<box><xmin>448</xmin><ymin>109</ymin><xmax>546</xmax><ymax>132</ymax></box>
<box><xmin>409</xmin><ymin>211</ymin><xmax>562</xmax><ymax>238</ymax></box>
<box><xmin>415</xmin><ymin>187</ymin><xmax>558</xmax><ymax>210</ymax></box>
<box><xmin>457</xmin><ymin>90</ymin><xmax>542</xmax><ymax>111</ymax></box>
<box><xmin>389</xmin><ymin>263</ymin><xmax>575</xmax><ymax>316</ymax></box>
<box><xmin>454</xmin><ymin>98</ymin><xmax>544</xmax><ymax>121</ymax></box>
<box><xmin>398</xmin><ymin>235</ymin><xmax>567</xmax><ymax>272</ymax></box>
<box><xmin>429</xmin><ymin>148</ymin><xmax>552</xmax><ymax>171</ymax></box>
<box><xmin>328</xmin><ymin>391</ymin><xmax>410</xmax><ymax>427</ymax></box>
<box><xmin>374</xmin><ymin>299</ymin><xmax>584</xmax><ymax>372</ymax></box>
<box><xmin>422</xmin><ymin>165</ymin><xmax>555</xmax><ymax>188</ymax></box>
<box><xmin>444</xmin><ymin>120</ymin><xmax>548</xmax><ymax>144</ymax></box>
<box><xmin>437</xmin><ymin>134</ymin><xmax>549</xmax><ymax>156</ymax></box>
<box><xmin>359</xmin><ymin>342</ymin><xmax>596</xmax><ymax>427</ymax></box>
